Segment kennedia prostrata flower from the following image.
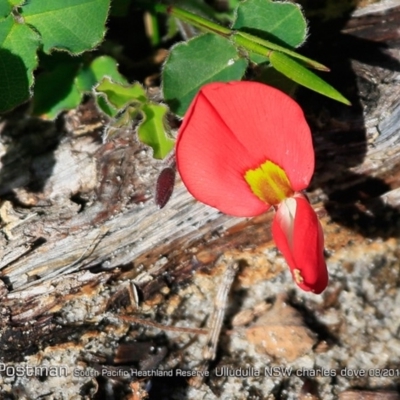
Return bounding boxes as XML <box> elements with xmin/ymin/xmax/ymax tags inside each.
<box><xmin>176</xmin><ymin>81</ymin><xmax>328</xmax><ymax>294</ymax></box>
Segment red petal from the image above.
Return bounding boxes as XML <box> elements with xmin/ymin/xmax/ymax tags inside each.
<box><xmin>272</xmin><ymin>194</ymin><xmax>328</xmax><ymax>294</ymax></box>
<box><xmin>176</xmin><ymin>81</ymin><xmax>314</xmax><ymax>216</ymax></box>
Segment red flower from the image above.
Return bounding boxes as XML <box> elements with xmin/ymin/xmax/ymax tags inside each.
<box><xmin>176</xmin><ymin>81</ymin><xmax>327</xmax><ymax>293</ymax></box>
<box><xmin>272</xmin><ymin>194</ymin><xmax>327</xmax><ymax>294</ymax></box>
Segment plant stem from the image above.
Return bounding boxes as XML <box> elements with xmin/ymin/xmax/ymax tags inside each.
<box><xmin>154</xmin><ymin>4</ymin><xmax>328</xmax><ymax>71</ymax></box>
<box><xmin>153</xmin><ymin>3</ymin><xmax>350</xmax><ymax>105</ymax></box>
<box><xmin>154</xmin><ymin>4</ymin><xmax>230</xmax><ymax>36</ymax></box>
<box><xmin>233</xmin><ymin>32</ymin><xmax>329</xmax><ymax>71</ymax></box>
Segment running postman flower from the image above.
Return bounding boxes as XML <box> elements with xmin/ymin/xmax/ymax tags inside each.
<box><xmin>176</xmin><ymin>81</ymin><xmax>328</xmax><ymax>294</ymax></box>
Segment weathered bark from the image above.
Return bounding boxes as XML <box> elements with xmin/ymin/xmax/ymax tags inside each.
<box><xmin>1</xmin><ymin>0</ymin><xmax>400</xmax><ymax>396</ymax></box>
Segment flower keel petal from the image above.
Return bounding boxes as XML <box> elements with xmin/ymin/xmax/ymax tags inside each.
<box><xmin>272</xmin><ymin>194</ymin><xmax>328</xmax><ymax>294</ymax></box>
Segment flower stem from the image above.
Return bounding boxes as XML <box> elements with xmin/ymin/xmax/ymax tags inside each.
<box><xmin>154</xmin><ymin>3</ymin><xmax>350</xmax><ymax>105</ymax></box>
<box><xmin>154</xmin><ymin>4</ymin><xmax>231</xmax><ymax>36</ymax></box>
<box><xmin>154</xmin><ymin>4</ymin><xmax>328</xmax><ymax>71</ymax></box>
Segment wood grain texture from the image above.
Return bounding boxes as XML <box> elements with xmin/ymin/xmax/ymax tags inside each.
<box><xmin>0</xmin><ymin>1</ymin><xmax>400</xmax><ymax>397</ymax></box>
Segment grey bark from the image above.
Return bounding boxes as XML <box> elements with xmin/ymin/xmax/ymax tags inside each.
<box><xmin>0</xmin><ymin>0</ymin><xmax>400</xmax><ymax>390</ymax></box>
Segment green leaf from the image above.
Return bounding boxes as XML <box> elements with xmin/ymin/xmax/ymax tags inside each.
<box><xmin>0</xmin><ymin>3</ymin><xmax>12</xmax><ymax>21</ymax></box>
<box><xmin>97</xmin><ymin>96</ymin><xmax>117</xmax><ymax>118</ymax></box>
<box><xmin>232</xmin><ymin>0</ymin><xmax>306</xmax><ymax>64</ymax></box>
<box><xmin>0</xmin><ymin>15</ymin><xmax>40</xmax><ymax>112</ymax></box>
<box><xmin>233</xmin><ymin>0</ymin><xmax>307</xmax><ymax>48</ymax></box>
<box><xmin>32</xmin><ymin>56</ymin><xmax>82</xmax><ymax>118</ymax></box>
<box><xmin>269</xmin><ymin>52</ymin><xmax>351</xmax><ymax>105</ymax></box>
<box><xmin>21</xmin><ymin>0</ymin><xmax>111</xmax><ymax>54</ymax></box>
<box><xmin>162</xmin><ymin>33</ymin><xmax>248</xmax><ymax>116</ymax></box>
<box><xmin>139</xmin><ymin>103</ymin><xmax>175</xmax><ymax>159</ymax></box>
<box><xmin>32</xmin><ymin>54</ymin><xmax>128</xmax><ymax>119</ymax></box>
<box><xmin>0</xmin><ymin>0</ymin><xmax>111</xmax><ymax>113</ymax></box>
<box><xmin>76</xmin><ymin>55</ymin><xmax>127</xmax><ymax>92</ymax></box>
<box><xmin>0</xmin><ymin>0</ymin><xmax>24</xmax><ymax>21</ymax></box>
<box><xmin>95</xmin><ymin>78</ymin><xmax>174</xmax><ymax>159</ymax></box>
<box><xmin>95</xmin><ymin>78</ymin><xmax>147</xmax><ymax>113</ymax></box>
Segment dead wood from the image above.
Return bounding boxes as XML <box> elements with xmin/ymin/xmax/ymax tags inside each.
<box><xmin>0</xmin><ymin>1</ymin><xmax>400</xmax><ymax>397</ymax></box>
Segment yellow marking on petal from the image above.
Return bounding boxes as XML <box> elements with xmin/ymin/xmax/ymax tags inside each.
<box><xmin>293</xmin><ymin>269</ymin><xmax>304</xmax><ymax>284</ymax></box>
<box><xmin>244</xmin><ymin>160</ymin><xmax>294</xmax><ymax>205</ymax></box>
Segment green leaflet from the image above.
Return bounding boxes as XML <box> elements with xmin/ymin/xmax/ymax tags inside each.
<box><xmin>269</xmin><ymin>52</ymin><xmax>351</xmax><ymax>105</ymax></box>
